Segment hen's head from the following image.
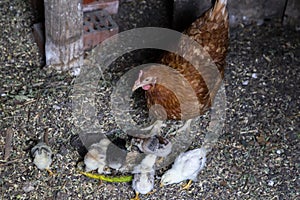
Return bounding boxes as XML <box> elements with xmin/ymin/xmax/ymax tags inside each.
<box><xmin>132</xmin><ymin>70</ymin><xmax>156</xmax><ymax>91</ymax></box>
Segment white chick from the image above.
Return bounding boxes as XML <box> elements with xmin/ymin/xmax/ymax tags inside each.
<box><xmin>105</xmin><ymin>139</ymin><xmax>127</xmax><ymax>171</ymax></box>
<box><xmin>31</xmin><ymin>142</ymin><xmax>53</xmax><ymax>175</ymax></box>
<box><xmin>84</xmin><ymin>138</ymin><xmax>110</xmax><ymax>173</ymax></box>
<box><xmin>160</xmin><ymin>147</ymin><xmax>207</xmax><ymax>189</ymax></box>
<box><xmin>131</xmin><ymin>154</ymin><xmax>157</xmax><ymax>200</ymax></box>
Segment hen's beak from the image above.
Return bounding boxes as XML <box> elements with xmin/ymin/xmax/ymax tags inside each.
<box><xmin>132</xmin><ymin>81</ymin><xmax>141</xmax><ymax>92</ymax></box>
<box><xmin>160</xmin><ymin>182</ymin><xmax>164</xmax><ymax>187</ymax></box>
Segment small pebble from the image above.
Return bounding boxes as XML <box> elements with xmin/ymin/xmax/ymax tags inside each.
<box><xmin>242</xmin><ymin>80</ymin><xmax>249</xmax><ymax>85</ymax></box>
<box><xmin>256</xmin><ymin>19</ymin><xmax>264</xmax><ymax>26</ymax></box>
<box><xmin>276</xmin><ymin>149</ymin><xmax>282</xmax><ymax>155</ymax></box>
<box><xmin>251</xmin><ymin>73</ymin><xmax>257</xmax><ymax>79</ymax></box>
<box><xmin>53</xmin><ymin>105</ymin><xmax>61</xmax><ymax>110</ymax></box>
<box><xmin>267</xmin><ymin>180</ymin><xmax>275</xmax><ymax>187</ymax></box>
<box><xmin>23</xmin><ymin>183</ymin><xmax>35</xmax><ymax>193</ymax></box>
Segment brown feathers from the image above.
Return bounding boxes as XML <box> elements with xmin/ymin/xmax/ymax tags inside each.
<box><xmin>133</xmin><ymin>0</ymin><xmax>229</xmax><ymax>120</ymax></box>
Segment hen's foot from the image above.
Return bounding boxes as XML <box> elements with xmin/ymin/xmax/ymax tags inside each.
<box><xmin>166</xmin><ymin>119</ymin><xmax>192</xmax><ymax>136</ymax></box>
<box><xmin>126</xmin><ymin>120</ymin><xmax>163</xmax><ymax>138</ymax></box>
<box><xmin>141</xmin><ymin>120</ymin><xmax>163</xmax><ymax>136</ymax></box>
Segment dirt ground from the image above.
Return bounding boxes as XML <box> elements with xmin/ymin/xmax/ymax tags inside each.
<box><xmin>0</xmin><ymin>0</ymin><xmax>299</xmax><ymax>199</ymax></box>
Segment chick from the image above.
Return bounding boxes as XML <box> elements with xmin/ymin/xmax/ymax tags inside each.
<box><xmin>133</xmin><ymin>135</ymin><xmax>172</xmax><ymax>157</ymax></box>
<box><xmin>84</xmin><ymin>138</ymin><xmax>110</xmax><ymax>173</ymax></box>
<box><xmin>105</xmin><ymin>140</ymin><xmax>127</xmax><ymax>171</ymax></box>
<box><xmin>131</xmin><ymin>154</ymin><xmax>157</xmax><ymax>200</ymax></box>
<box><xmin>31</xmin><ymin>142</ymin><xmax>53</xmax><ymax>175</ymax></box>
<box><xmin>160</xmin><ymin>147</ymin><xmax>207</xmax><ymax>189</ymax></box>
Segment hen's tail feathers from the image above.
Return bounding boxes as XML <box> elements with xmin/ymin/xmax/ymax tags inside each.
<box><xmin>210</xmin><ymin>0</ymin><xmax>228</xmax><ymax>20</ymax></box>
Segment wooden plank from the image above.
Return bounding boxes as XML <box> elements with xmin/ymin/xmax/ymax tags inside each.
<box><xmin>83</xmin><ymin>0</ymin><xmax>119</xmax><ymax>14</ymax></box>
<box><xmin>284</xmin><ymin>0</ymin><xmax>300</xmax><ymax>28</ymax></box>
<box><xmin>44</xmin><ymin>0</ymin><xmax>84</xmax><ymax>75</ymax></box>
<box><xmin>4</xmin><ymin>128</ymin><xmax>13</xmax><ymax>160</ymax></box>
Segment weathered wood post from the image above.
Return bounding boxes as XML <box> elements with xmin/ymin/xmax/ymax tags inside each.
<box><xmin>284</xmin><ymin>0</ymin><xmax>300</xmax><ymax>28</ymax></box>
<box><xmin>44</xmin><ymin>0</ymin><xmax>83</xmax><ymax>75</ymax></box>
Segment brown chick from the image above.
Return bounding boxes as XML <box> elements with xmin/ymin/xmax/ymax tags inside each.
<box><xmin>132</xmin><ymin>0</ymin><xmax>229</xmax><ymax>133</ymax></box>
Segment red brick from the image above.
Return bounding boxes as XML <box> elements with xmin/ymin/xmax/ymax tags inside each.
<box><xmin>83</xmin><ymin>0</ymin><xmax>119</xmax><ymax>14</ymax></box>
<box><xmin>83</xmin><ymin>10</ymin><xmax>119</xmax><ymax>50</ymax></box>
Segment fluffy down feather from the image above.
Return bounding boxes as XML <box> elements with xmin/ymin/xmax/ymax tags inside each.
<box><xmin>131</xmin><ymin>154</ymin><xmax>157</xmax><ymax>199</ymax></box>
<box><xmin>84</xmin><ymin>138</ymin><xmax>110</xmax><ymax>173</ymax></box>
<box><xmin>31</xmin><ymin>142</ymin><xmax>53</xmax><ymax>173</ymax></box>
<box><xmin>160</xmin><ymin>147</ymin><xmax>206</xmax><ymax>186</ymax></box>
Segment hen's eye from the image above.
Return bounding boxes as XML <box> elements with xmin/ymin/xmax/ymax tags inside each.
<box><xmin>144</xmin><ymin>78</ymin><xmax>150</xmax><ymax>82</ymax></box>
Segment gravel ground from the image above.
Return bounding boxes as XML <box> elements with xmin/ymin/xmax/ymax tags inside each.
<box><xmin>0</xmin><ymin>0</ymin><xmax>299</xmax><ymax>200</ymax></box>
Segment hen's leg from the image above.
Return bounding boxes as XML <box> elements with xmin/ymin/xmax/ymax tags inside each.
<box><xmin>141</xmin><ymin>103</ymin><xmax>168</xmax><ymax>137</ymax></box>
<box><xmin>127</xmin><ymin>120</ymin><xmax>163</xmax><ymax>138</ymax></box>
<box><xmin>140</xmin><ymin>120</ymin><xmax>163</xmax><ymax>137</ymax></box>
<box><xmin>166</xmin><ymin>119</ymin><xmax>192</xmax><ymax>136</ymax></box>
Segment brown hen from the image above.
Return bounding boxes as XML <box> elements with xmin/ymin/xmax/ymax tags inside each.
<box><xmin>132</xmin><ymin>0</ymin><xmax>229</xmax><ymax>134</ymax></box>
